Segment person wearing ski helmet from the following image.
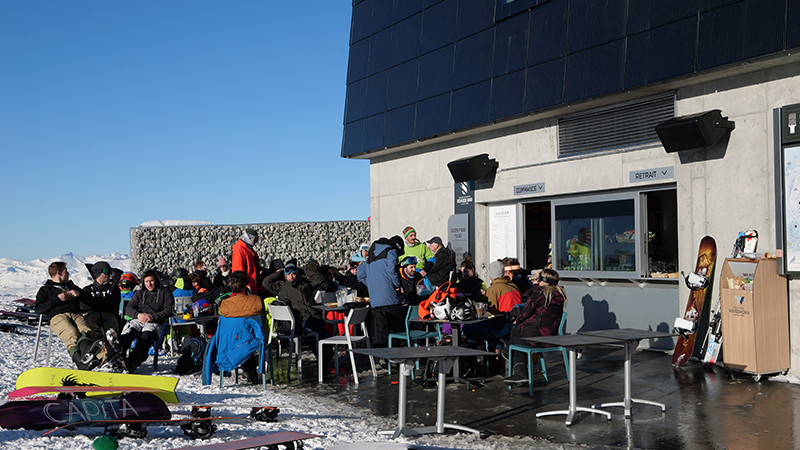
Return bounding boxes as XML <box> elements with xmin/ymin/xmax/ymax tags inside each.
<box><xmin>118</xmin><ymin>272</ymin><xmax>138</xmax><ymax>319</ymax></box>
<box><xmin>397</xmin><ymin>256</ymin><xmax>423</xmax><ymax>304</ymax></box>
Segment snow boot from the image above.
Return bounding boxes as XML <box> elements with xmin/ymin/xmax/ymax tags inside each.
<box><xmin>77</xmin><ymin>338</ymin><xmax>104</xmax><ymax>371</ymax></box>
<box><xmin>102</xmin><ymin>329</ymin><xmax>127</xmax><ymax>372</ymax></box>
<box><xmin>82</xmin><ymin>340</ymin><xmax>105</xmax><ymax>371</ymax></box>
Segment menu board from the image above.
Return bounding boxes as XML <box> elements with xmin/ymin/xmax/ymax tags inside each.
<box><xmin>489</xmin><ymin>205</ymin><xmax>517</xmax><ymax>262</ymax></box>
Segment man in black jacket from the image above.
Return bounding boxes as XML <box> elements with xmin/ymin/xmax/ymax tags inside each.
<box><xmin>35</xmin><ymin>261</ymin><xmax>104</xmax><ymax>370</ymax></box>
<box><xmin>119</xmin><ymin>269</ymin><xmax>175</xmax><ymax>373</ymax></box>
<box><xmin>82</xmin><ymin>261</ymin><xmax>121</xmax><ymax>334</ymax></box>
<box><xmin>398</xmin><ymin>256</ymin><xmax>423</xmax><ymax>304</ymax></box>
<box><xmin>420</xmin><ymin>236</ymin><xmax>455</xmax><ymax>287</ymax></box>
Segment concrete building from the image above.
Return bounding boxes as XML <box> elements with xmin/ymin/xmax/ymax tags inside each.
<box><xmin>340</xmin><ymin>1</ymin><xmax>800</xmax><ymax>374</ymax></box>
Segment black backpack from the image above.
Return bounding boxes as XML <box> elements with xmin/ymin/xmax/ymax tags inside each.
<box><xmin>175</xmin><ymin>336</ymin><xmax>206</xmax><ymax>375</ymax></box>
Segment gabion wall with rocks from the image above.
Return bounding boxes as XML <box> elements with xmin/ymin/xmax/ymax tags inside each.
<box><xmin>130</xmin><ymin>221</ymin><xmax>370</xmax><ymax>276</ymax></box>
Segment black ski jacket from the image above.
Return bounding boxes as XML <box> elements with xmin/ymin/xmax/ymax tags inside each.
<box><xmin>125</xmin><ymin>272</ymin><xmax>175</xmax><ymax>325</ymax></box>
<box><xmin>35</xmin><ymin>279</ymin><xmax>88</xmax><ymax>319</ymax></box>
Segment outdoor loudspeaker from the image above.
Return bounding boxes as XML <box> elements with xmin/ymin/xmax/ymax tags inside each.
<box><xmin>447</xmin><ymin>154</ymin><xmax>499</xmax><ymax>183</ymax></box>
<box><xmin>655</xmin><ymin>109</ymin><xmax>735</xmax><ymax>153</ymax></box>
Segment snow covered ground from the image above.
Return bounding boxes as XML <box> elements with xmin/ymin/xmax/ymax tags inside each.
<box><xmin>0</xmin><ymin>254</ymin><xmax>551</xmax><ymax>450</ymax></box>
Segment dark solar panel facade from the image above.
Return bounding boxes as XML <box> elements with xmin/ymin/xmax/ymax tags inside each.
<box><xmin>341</xmin><ymin>0</ymin><xmax>800</xmax><ymax>157</ymax></box>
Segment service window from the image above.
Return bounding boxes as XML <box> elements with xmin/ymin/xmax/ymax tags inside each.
<box><xmin>555</xmin><ymin>197</ymin><xmax>637</xmax><ymax>274</ymax></box>
<box><xmin>547</xmin><ymin>189</ymin><xmax>677</xmax><ymax>279</ymax></box>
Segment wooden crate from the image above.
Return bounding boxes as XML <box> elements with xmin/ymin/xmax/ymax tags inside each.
<box><xmin>720</xmin><ymin>258</ymin><xmax>790</xmax><ymax>375</ymax></box>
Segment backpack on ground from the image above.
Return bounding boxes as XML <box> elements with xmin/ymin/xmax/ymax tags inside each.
<box><xmin>175</xmin><ymin>336</ymin><xmax>206</xmax><ymax>375</ymax></box>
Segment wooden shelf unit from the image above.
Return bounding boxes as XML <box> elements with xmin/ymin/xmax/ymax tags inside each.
<box><xmin>720</xmin><ymin>258</ymin><xmax>790</xmax><ymax>376</ymax></box>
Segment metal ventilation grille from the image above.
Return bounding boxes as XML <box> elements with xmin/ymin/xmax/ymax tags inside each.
<box><xmin>558</xmin><ymin>93</ymin><xmax>675</xmax><ymax>156</ymax></box>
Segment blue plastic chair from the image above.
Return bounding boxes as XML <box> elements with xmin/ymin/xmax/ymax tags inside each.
<box><xmin>508</xmin><ymin>311</ymin><xmax>570</xmax><ymax>396</ymax></box>
<box><xmin>387</xmin><ymin>305</ymin><xmax>441</xmax><ymax>375</ymax></box>
<box><xmin>202</xmin><ymin>315</ymin><xmax>267</xmax><ymax>390</ymax></box>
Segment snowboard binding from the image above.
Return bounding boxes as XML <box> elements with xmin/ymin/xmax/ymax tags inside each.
<box><xmin>681</xmin><ymin>270</ymin><xmax>709</xmax><ymax>290</ymax></box>
<box><xmin>181</xmin><ymin>420</ymin><xmax>217</xmax><ymax>440</ymax></box>
<box><xmin>250</xmin><ymin>406</ymin><xmax>280</xmax><ymax>422</ymax></box>
<box><xmin>105</xmin><ymin>422</ymin><xmax>147</xmax><ymax>439</ymax></box>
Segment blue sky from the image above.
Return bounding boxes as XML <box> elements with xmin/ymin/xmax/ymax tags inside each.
<box><xmin>0</xmin><ymin>2</ymin><xmax>367</xmax><ymax>261</ymax></box>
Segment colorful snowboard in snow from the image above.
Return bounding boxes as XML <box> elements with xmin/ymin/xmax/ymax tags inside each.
<box><xmin>672</xmin><ymin>236</ymin><xmax>717</xmax><ymax>366</ymax></box>
<box><xmin>9</xmin><ymin>385</ymin><xmax>170</xmax><ymax>400</ymax></box>
<box><xmin>169</xmin><ymin>431</ymin><xmax>322</xmax><ymax>450</ymax></box>
<box><xmin>42</xmin><ymin>404</ymin><xmax>278</xmax><ymax>439</ymax></box>
<box><xmin>0</xmin><ymin>392</ymin><xmax>170</xmax><ymax>430</ymax></box>
<box><xmin>15</xmin><ymin>367</ymin><xmax>179</xmax><ymax>403</ymax></box>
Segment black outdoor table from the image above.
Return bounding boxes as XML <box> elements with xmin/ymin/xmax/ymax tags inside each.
<box><xmin>578</xmin><ymin>328</ymin><xmax>676</xmax><ymax>418</ymax></box>
<box><xmin>311</xmin><ymin>303</ymin><xmax>352</xmax><ymax>324</ymax></box>
<box><xmin>409</xmin><ymin>315</ymin><xmax>493</xmax><ymax>384</ymax></box>
<box><xmin>523</xmin><ymin>334</ymin><xmax>620</xmax><ymax>426</ymax></box>
<box><xmin>350</xmin><ymin>346</ymin><xmax>493</xmax><ymax>438</ymax></box>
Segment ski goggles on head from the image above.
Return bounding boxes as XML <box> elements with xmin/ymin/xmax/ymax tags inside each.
<box><xmin>400</xmin><ymin>256</ymin><xmax>418</xmax><ymax>267</ymax></box>
<box><xmin>284</xmin><ymin>266</ymin><xmax>298</xmax><ymax>275</ymax></box>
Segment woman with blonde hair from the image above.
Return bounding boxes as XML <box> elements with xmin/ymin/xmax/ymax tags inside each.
<box><xmin>503</xmin><ymin>268</ymin><xmax>566</xmax><ymax>384</ymax></box>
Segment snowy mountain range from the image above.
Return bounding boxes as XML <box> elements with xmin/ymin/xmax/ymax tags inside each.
<box><xmin>0</xmin><ymin>253</ymin><xmax>131</xmax><ymax>302</ymax></box>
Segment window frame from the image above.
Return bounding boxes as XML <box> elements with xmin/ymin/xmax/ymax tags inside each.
<box><xmin>552</xmin><ymin>191</ymin><xmax>644</xmax><ymax>279</ymax></box>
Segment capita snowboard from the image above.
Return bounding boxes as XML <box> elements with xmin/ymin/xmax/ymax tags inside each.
<box><xmin>16</xmin><ymin>367</ymin><xmax>180</xmax><ymax>403</ymax></box>
<box><xmin>672</xmin><ymin>236</ymin><xmax>717</xmax><ymax>366</ymax></box>
<box><xmin>43</xmin><ymin>404</ymin><xmax>276</xmax><ymax>439</ymax></box>
<box><xmin>0</xmin><ymin>392</ymin><xmax>170</xmax><ymax>430</ymax></box>
<box><xmin>169</xmin><ymin>431</ymin><xmax>322</xmax><ymax>450</ymax></box>
<box><xmin>42</xmin><ymin>415</ymin><xmax>251</xmax><ymax>439</ymax></box>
